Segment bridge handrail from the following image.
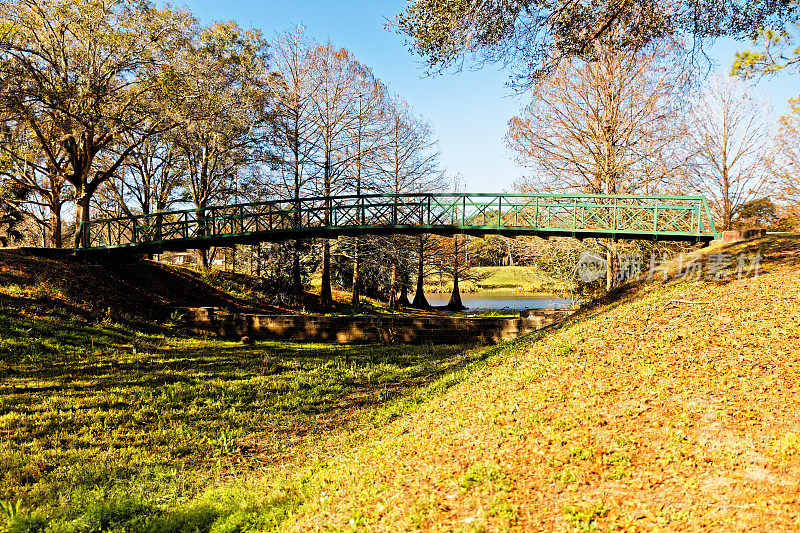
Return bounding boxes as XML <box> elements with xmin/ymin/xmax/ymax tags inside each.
<box><xmin>81</xmin><ymin>193</ymin><xmax>712</xmax><ymax>224</ymax></box>
<box><xmin>76</xmin><ymin>192</ymin><xmax>716</xmax><ymax>249</ymax></box>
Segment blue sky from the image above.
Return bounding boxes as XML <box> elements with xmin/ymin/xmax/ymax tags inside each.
<box><xmin>184</xmin><ymin>0</ymin><xmax>797</xmax><ymax>192</ymax></box>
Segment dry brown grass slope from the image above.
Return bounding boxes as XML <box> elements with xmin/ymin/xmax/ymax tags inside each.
<box><xmin>0</xmin><ymin>250</ymin><xmax>285</xmax><ymax>319</ymax></box>
<box><xmin>285</xmin><ymin>235</ymin><xmax>800</xmax><ymax>531</ymax></box>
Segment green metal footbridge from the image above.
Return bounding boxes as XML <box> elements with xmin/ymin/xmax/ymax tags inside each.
<box><xmin>75</xmin><ymin>193</ymin><xmax>719</xmax><ymax>254</ymax></box>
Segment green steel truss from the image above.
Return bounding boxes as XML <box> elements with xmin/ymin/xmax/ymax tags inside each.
<box><xmin>75</xmin><ymin>193</ymin><xmax>719</xmax><ymax>253</ymax></box>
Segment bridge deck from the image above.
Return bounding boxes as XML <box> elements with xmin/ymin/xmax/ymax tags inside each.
<box><xmin>75</xmin><ymin>193</ymin><xmax>719</xmax><ymax>254</ymax></box>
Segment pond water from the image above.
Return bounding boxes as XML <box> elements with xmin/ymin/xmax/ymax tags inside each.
<box><xmin>423</xmin><ymin>290</ymin><xmax>574</xmax><ymax>311</ymax></box>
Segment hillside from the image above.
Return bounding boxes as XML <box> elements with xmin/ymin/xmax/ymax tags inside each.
<box><xmin>0</xmin><ymin>250</ymin><xmax>440</xmax><ymax>322</ymax></box>
<box><xmin>0</xmin><ymin>236</ymin><xmax>798</xmax><ymax>531</ymax></box>
<box><xmin>284</xmin><ymin>235</ymin><xmax>800</xmax><ymax>530</ymax></box>
<box><xmin>0</xmin><ymin>250</ymin><xmax>284</xmax><ymax>320</ymax></box>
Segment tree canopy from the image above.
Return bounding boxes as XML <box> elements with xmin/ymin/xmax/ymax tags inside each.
<box><xmin>732</xmin><ymin>0</ymin><xmax>800</xmax><ymax>77</ymax></box>
<box><xmin>396</xmin><ymin>0</ymin><xmax>796</xmax><ymax>82</ymax></box>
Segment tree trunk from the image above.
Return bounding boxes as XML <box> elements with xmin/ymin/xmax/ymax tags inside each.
<box><xmin>351</xmin><ymin>236</ymin><xmax>360</xmax><ymax>305</ymax></box>
<box><xmin>320</xmin><ymin>143</ymin><xmax>334</xmax><ymax>307</ymax></box>
<box><xmin>723</xmin><ymin>167</ymin><xmax>732</xmax><ymax>230</ymax></box>
<box><xmin>74</xmin><ymin>188</ymin><xmax>91</xmax><ymax>248</ymax></box>
<box><xmin>397</xmin><ymin>279</ymin><xmax>410</xmax><ymax>307</ymax></box>
<box><xmin>388</xmin><ymin>262</ymin><xmax>398</xmax><ymax>308</ymax></box>
<box><xmin>447</xmin><ymin>234</ymin><xmax>467</xmax><ymax>310</ymax></box>
<box><xmin>604</xmin><ymin>240</ymin><xmax>617</xmax><ymax>291</ymax></box>
<box><xmin>447</xmin><ymin>273</ymin><xmax>466</xmax><ymax>311</ymax></box>
<box><xmin>50</xmin><ymin>205</ymin><xmax>62</xmax><ymax>248</ymax></box>
<box><xmin>196</xmin><ymin>248</ymin><xmax>209</xmax><ymax>268</ymax></box>
<box><xmin>193</xmin><ymin>207</ymin><xmax>210</xmax><ymax>268</ymax></box>
<box><xmin>412</xmin><ymin>238</ymin><xmax>430</xmax><ymax>309</ymax></box>
<box><xmin>292</xmin><ymin>240</ymin><xmax>302</xmax><ymax>304</ymax></box>
<box><xmin>320</xmin><ymin>239</ymin><xmax>333</xmax><ymax>306</ymax></box>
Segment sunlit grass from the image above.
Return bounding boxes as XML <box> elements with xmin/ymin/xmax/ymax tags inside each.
<box><xmin>0</xmin><ymin>302</ymin><xmax>490</xmax><ymax>530</ymax></box>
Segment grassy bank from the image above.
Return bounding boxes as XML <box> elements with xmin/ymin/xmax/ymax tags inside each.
<box><xmin>424</xmin><ymin>265</ymin><xmax>566</xmax><ymax>294</ymax></box>
<box><xmin>281</xmin><ymin>235</ymin><xmax>800</xmax><ymax>530</ymax></box>
<box><xmin>3</xmin><ymin>236</ymin><xmax>799</xmax><ymax>531</ymax></box>
<box><xmin>0</xmin><ymin>250</ymin><xmax>437</xmax><ymax>320</ymax></box>
<box><xmin>0</xmin><ymin>292</ymin><xmax>520</xmax><ymax>530</ymax></box>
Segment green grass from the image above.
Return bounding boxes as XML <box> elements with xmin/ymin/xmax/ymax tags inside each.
<box><xmin>449</xmin><ymin>309</ymin><xmax>521</xmax><ymax>317</ymax></box>
<box><xmin>561</xmin><ymin>503</ymin><xmax>609</xmax><ymax>532</ymax></box>
<box><xmin>425</xmin><ymin>266</ymin><xmax>566</xmax><ymax>294</ymax></box>
<box><xmin>0</xmin><ymin>302</ymin><xmax>499</xmax><ymax>531</ymax></box>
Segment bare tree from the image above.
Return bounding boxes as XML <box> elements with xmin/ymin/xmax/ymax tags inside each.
<box><xmin>341</xmin><ymin>65</ymin><xmax>390</xmax><ymax>305</ymax></box>
<box><xmin>507</xmin><ymin>41</ymin><xmax>692</xmax><ymax>289</ymax></box>
<box><xmin>689</xmin><ymin>75</ymin><xmax>775</xmax><ymax>230</ymax></box>
<box><xmin>770</xmin><ymin>95</ymin><xmax>800</xmax><ymax>223</ymax></box>
<box><xmin>409</xmin><ymin>233</ymin><xmax>443</xmax><ymax>309</ymax></box>
<box><xmin>431</xmin><ymin>233</ymin><xmax>490</xmax><ymax>311</ymax></box>
<box><xmin>307</xmin><ymin>43</ymin><xmax>363</xmax><ymax>306</ymax></box>
<box><xmin>376</xmin><ymin>98</ymin><xmax>443</xmax><ymax>307</ymax></box>
<box><xmin>268</xmin><ymin>27</ymin><xmax>322</xmax><ymax>301</ymax></box>
<box><xmin>507</xmin><ymin>41</ymin><xmax>692</xmax><ymax>195</ymax></box>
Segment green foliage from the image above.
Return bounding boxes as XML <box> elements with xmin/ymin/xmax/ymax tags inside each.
<box><xmin>734</xmin><ymin>197</ymin><xmax>779</xmax><ymax>228</ymax></box>
<box><xmin>459</xmin><ymin>463</ymin><xmax>515</xmax><ymax>492</ymax></box>
<box><xmin>162</xmin><ymin>311</ymin><xmax>186</xmax><ymax>331</ymax></box>
<box><xmin>0</xmin><ymin>179</ymin><xmax>31</xmax><ymax>246</ymax></box>
<box><xmin>206</xmin><ymin>430</ymin><xmax>241</xmax><ymax>457</ymax></box>
<box><xmin>774</xmin><ymin>432</ymin><xmax>800</xmax><ymax>456</ymax></box>
<box><xmin>561</xmin><ymin>503</ymin><xmax>608</xmax><ymax>532</ymax></box>
<box><xmin>733</xmin><ymin>5</ymin><xmax>800</xmax><ymax>79</ymax></box>
<box><xmin>552</xmin><ymin>469</ymin><xmax>578</xmax><ymax>484</ymax></box>
<box><xmin>469</xmin><ymin>236</ymin><xmax>510</xmax><ymax>267</ymax></box>
<box><xmin>0</xmin><ymin>500</ymin><xmax>22</xmax><ymax>521</ymax></box>
<box><xmin>554</xmin><ymin>339</ymin><xmax>577</xmax><ymax>357</ymax></box>
<box><xmin>486</xmin><ymin>496</ymin><xmax>519</xmax><ymax>526</ymax></box>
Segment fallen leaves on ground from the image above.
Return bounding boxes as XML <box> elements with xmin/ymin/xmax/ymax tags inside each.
<box><xmin>287</xmin><ymin>236</ymin><xmax>800</xmax><ymax>531</ymax></box>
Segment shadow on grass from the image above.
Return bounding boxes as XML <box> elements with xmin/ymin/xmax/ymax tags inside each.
<box><xmin>0</xmin><ymin>298</ymin><xmax>489</xmax><ymax>522</ymax></box>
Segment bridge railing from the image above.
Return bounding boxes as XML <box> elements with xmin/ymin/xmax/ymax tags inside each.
<box><xmin>76</xmin><ymin>193</ymin><xmax>718</xmax><ymax>251</ymax></box>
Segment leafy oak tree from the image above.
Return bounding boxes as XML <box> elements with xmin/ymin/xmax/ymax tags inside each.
<box><xmin>97</xmin><ymin>132</ymin><xmax>188</xmax><ymax>219</ymax></box>
<box><xmin>0</xmin><ymin>0</ymin><xmax>193</xmax><ymax>246</ymax></box>
<box><xmin>0</xmin><ymin>122</ymin><xmax>73</xmax><ymax>247</ymax></box>
<box><xmin>397</xmin><ymin>0</ymin><xmax>796</xmax><ymax>84</ymax></box>
<box><xmin>170</xmin><ymin>21</ymin><xmax>272</xmax><ymax>267</ymax></box>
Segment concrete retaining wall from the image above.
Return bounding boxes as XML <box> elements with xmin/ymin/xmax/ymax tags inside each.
<box><xmin>721</xmin><ymin>229</ymin><xmax>767</xmax><ymax>243</ymax></box>
<box><xmin>177</xmin><ymin>307</ymin><xmax>572</xmax><ymax>344</ymax></box>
